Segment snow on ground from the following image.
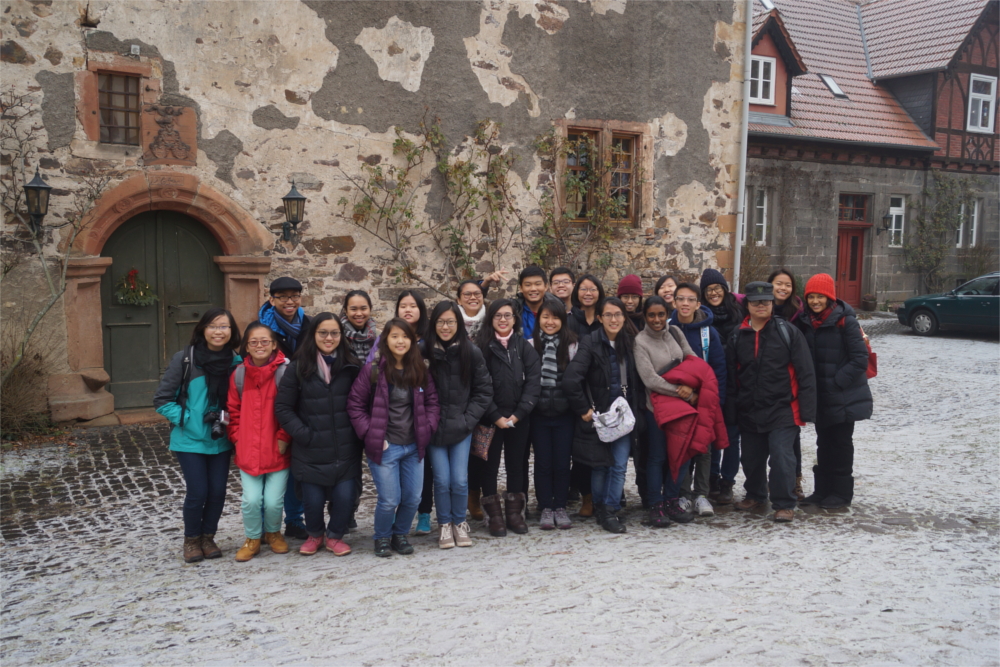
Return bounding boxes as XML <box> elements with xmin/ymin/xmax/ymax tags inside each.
<box><xmin>1</xmin><ymin>331</ymin><xmax>998</xmax><ymax>666</ymax></box>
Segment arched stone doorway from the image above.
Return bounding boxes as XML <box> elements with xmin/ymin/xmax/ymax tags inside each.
<box><xmin>51</xmin><ymin>171</ymin><xmax>272</xmax><ymax>421</ymax></box>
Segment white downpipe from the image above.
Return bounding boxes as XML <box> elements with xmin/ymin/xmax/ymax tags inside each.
<box><xmin>732</xmin><ymin>0</ymin><xmax>753</xmax><ymax>292</ymax></box>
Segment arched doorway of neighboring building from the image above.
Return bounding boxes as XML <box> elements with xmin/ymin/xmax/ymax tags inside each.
<box><xmin>100</xmin><ymin>211</ymin><xmax>225</xmax><ymax>408</ymax></box>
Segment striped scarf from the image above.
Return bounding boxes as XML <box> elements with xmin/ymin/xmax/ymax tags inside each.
<box><xmin>540</xmin><ymin>332</ymin><xmax>559</xmax><ymax>387</ymax></box>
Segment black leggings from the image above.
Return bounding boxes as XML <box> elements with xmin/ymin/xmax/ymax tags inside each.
<box><xmin>470</xmin><ymin>419</ymin><xmax>531</xmax><ymax>496</ymax></box>
<box><xmin>418</xmin><ymin>455</ymin><xmax>434</xmax><ymax>514</ymax></box>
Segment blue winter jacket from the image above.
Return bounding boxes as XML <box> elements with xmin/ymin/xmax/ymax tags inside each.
<box><xmin>668</xmin><ymin>306</ymin><xmax>726</xmax><ymax>404</ymax></box>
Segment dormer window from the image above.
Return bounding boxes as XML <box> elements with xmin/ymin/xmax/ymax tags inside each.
<box><xmin>819</xmin><ymin>74</ymin><xmax>848</xmax><ymax>99</ymax></box>
<box><xmin>967</xmin><ymin>74</ymin><xmax>996</xmax><ymax>134</ymax></box>
<box><xmin>749</xmin><ymin>56</ymin><xmax>776</xmax><ymax>105</ymax></box>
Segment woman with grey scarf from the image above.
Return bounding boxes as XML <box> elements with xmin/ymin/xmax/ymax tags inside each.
<box><xmin>530</xmin><ymin>295</ymin><xmax>578</xmax><ymax>530</ymax></box>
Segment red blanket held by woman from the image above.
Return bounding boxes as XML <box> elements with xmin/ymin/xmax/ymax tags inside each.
<box><xmin>650</xmin><ymin>355</ymin><xmax>729</xmax><ymax>476</ymax></box>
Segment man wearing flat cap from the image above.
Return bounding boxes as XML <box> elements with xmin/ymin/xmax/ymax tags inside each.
<box><xmin>724</xmin><ymin>281</ymin><xmax>816</xmax><ymax>523</ymax></box>
<box><xmin>259</xmin><ymin>276</ymin><xmax>312</xmax><ymax>357</ymax></box>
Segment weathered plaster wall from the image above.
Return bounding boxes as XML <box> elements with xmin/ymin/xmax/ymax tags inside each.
<box><xmin>3</xmin><ymin>0</ymin><xmax>746</xmax><ymax>416</ymax></box>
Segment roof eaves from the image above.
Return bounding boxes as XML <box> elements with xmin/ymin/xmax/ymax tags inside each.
<box><xmin>747</xmin><ymin>130</ymin><xmax>939</xmax><ymax>153</ymax></box>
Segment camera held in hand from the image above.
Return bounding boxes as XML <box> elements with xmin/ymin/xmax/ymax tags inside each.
<box><xmin>203</xmin><ymin>410</ymin><xmax>230</xmax><ymax>440</ymax></box>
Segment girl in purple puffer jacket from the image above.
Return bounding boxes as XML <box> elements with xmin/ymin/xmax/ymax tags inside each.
<box><xmin>347</xmin><ymin>318</ymin><xmax>440</xmax><ymax>558</ymax></box>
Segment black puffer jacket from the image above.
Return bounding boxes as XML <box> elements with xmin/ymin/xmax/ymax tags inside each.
<box><xmin>429</xmin><ymin>342</ymin><xmax>493</xmax><ymax>447</ymax></box>
<box><xmin>563</xmin><ymin>330</ymin><xmax>646</xmax><ymax>468</ymax></box>
<box><xmin>799</xmin><ymin>300</ymin><xmax>873</xmax><ymax>427</ymax></box>
<box><xmin>533</xmin><ymin>339</ymin><xmax>577</xmax><ymax>417</ymax></box>
<box><xmin>482</xmin><ymin>333</ymin><xmax>541</xmax><ymax>424</ymax></box>
<box><xmin>725</xmin><ymin>316</ymin><xmax>817</xmax><ymax>433</ymax></box>
<box><xmin>274</xmin><ymin>359</ymin><xmax>361</xmax><ymax>487</ymax></box>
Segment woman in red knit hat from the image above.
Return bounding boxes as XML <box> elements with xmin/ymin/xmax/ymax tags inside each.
<box><xmin>800</xmin><ymin>273</ymin><xmax>873</xmax><ymax>509</ymax></box>
<box><xmin>617</xmin><ymin>274</ymin><xmax>646</xmax><ymax>332</ymax></box>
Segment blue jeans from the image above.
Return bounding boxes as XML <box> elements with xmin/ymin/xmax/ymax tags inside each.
<box><xmin>368</xmin><ymin>443</ymin><xmax>424</xmax><ymax>540</ymax></box>
<box><xmin>711</xmin><ymin>422</ymin><xmax>742</xmax><ymax>483</ymax></box>
<box><xmin>240</xmin><ymin>469</ymin><xmax>289</xmax><ymax>538</ymax></box>
<box><xmin>531</xmin><ymin>413</ymin><xmax>575</xmax><ymax>510</ymax></box>
<box><xmin>284</xmin><ymin>476</ymin><xmax>305</xmax><ymax>528</ymax></box>
<box><xmin>174</xmin><ymin>450</ymin><xmax>231</xmax><ymax>538</ymax></box>
<box><xmin>590</xmin><ymin>434</ymin><xmax>631</xmax><ymax>511</ymax></box>
<box><xmin>428</xmin><ymin>434</ymin><xmax>472</xmax><ymax>526</ymax></box>
<box><xmin>300</xmin><ymin>478</ymin><xmax>355</xmax><ymax>539</ymax></box>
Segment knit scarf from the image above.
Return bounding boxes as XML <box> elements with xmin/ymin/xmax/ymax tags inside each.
<box><xmin>462</xmin><ymin>304</ymin><xmax>486</xmax><ymax>339</ymax></box>
<box><xmin>710</xmin><ymin>303</ymin><xmax>730</xmax><ymax>329</ymax></box>
<box><xmin>194</xmin><ymin>341</ymin><xmax>234</xmax><ymax>415</ymax></box>
<box><xmin>495</xmin><ymin>330</ymin><xmax>513</xmax><ymax>349</ymax></box>
<box><xmin>810</xmin><ymin>306</ymin><xmax>834</xmax><ymax>329</ymax></box>
<box><xmin>341</xmin><ymin>316</ymin><xmax>377</xmax><ymax>360</ymax></box>
<box><xmin>259</xmin><ymin>302</ymin><xmax>304</xmax><ymax>353</ymax></box>
<box><xmin>539</xmin><ymin>332</ymin><xmax>560</xmax><ymax>387</ymax></box>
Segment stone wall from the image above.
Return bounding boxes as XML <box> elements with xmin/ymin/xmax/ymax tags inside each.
<box><xmin>747</xmin><ymin>157</ymin><xmax>1000</xmax><ymax>302</ymax></box>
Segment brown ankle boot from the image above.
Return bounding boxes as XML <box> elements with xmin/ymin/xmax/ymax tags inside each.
<box><xmin>263</xmin><ymin>531</ymin><xmax>289</xmax><ymax>554</ymax></box>
<box><xmin>468</xmin><ymin>489</ymin><xmax>484</xmax><ymax>521</ymax></box>
<box><xmin>504</xmin><ymin>492</ymin><xmax>528</xmax><ymax>534</ymax></box>
<box><xmin>481</xmin><ymin>494</ymin><xmax>506</xmax><ymax>537</ymax></box>
<box><xmin>579</xmin><ymin>493</ymin><xmax>594</xmax><ymax>518</ymax></box>
<box><xmin>183</xmin><ymin>536</ymin><xmax>204</xmax><ymax>563</ymax></box>
<box><xmin>235</xmin><ymin>538</ymin><xmax>261</xmax><ymax>562</ymax></box>
<box><xmin>200</xmin><ymin>534</ymin><xmax>222</xmax><ymax>559</ymax></box>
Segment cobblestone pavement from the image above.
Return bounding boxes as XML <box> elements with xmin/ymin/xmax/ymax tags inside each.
<box><xmin>1</xmin><ymin>331</ymin><xmax>998</xmax><ymax>666</ymax></box>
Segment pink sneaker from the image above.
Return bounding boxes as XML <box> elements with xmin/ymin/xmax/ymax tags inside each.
<box><xmin>326</xmin><ymin>538</ymin><xmax>352</xmax><ymax>556</ymax></box>
<box><xmin>299</xmin><ymin>535</ymin><xmax>323</xmax><ymax>555</ymax></box>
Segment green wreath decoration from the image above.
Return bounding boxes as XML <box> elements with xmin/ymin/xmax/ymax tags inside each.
<box><xmin>115</xmin><ymin>268</ymin><xmax>159</xmax><ymax>307</ymax></box>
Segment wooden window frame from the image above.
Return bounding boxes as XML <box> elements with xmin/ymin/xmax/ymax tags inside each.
<box><xmin>967</xmin><ymin>74</ymin><xmax>997</xmax><ymax>134</ymax></box>
<box><xmin>553</xmin><ymin>119</ymin><xmax>653</xmax><ymax>228</ymax></box>
<box><xmin>838</xmin><ymin>193</ymin><xmax>868</xmax><ymax>225</ymax></box>
<box><xmin>749</xmin><ymin>56</ymin><xmax>776</xmax><ymax>105</ymax></box>
<box><xmin>97</xmin><ymin>72</ymin><xmax>142</xmax><ymax>146</ymax></box>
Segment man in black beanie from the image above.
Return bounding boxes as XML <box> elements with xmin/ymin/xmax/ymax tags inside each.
<box><xmin>258</xmin><ymin>276</ymin><xmax>312</xmax><ymax>356</ymax></box>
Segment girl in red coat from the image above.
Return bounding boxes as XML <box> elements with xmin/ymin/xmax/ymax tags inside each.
<box><xmin>227</xmin><ymin>322</ymin><xmax>292</xmax><ymax>562</ymax></box>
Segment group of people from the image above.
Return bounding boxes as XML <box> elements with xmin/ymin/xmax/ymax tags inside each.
<box><xmin>153</xmin><ymin>263</ymin><xmax>873</xmax><ymax>563</ymax></box>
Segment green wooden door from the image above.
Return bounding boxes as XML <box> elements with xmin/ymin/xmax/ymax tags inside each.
<box><xmin>102</xmin><ymin>212</ymin><xmax>224</xmax><ymax>408</ymax></box>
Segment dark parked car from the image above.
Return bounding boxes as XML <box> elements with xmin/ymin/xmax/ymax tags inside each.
<box><xmin>897</xmin><ymin>272</ymin><xmax>999</xmax><ymax>336</ymax></box>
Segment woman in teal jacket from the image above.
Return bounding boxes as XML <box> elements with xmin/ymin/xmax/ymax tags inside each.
<box><xmin>154</xmin><ymin>307</ymin><xmax>242</xmax><ymax>563</ymax></box>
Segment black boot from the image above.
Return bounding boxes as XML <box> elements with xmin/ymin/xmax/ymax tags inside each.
<box><xmin>801</xmin><ymin>465</ymin><xmax>830</xmax><ymax>505</ymax></box>
<box><xmin>820</xmin><ymin>475</ymin><xmax>853</xmax><ymax>509</ymax></box>
<box><xmin>600</xmin><ymin>506</ymin><xmax>627</xmax><ymax>534</ymax></box>
<box><xmin>708</xmin><ymin>474</ymin><xmax>722</xmax><ymax>500</ymax></box>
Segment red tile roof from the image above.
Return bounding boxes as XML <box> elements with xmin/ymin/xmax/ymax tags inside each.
<box><xmin>862</xmin><ymin>0</ymin><xmax>990</xmax><ymax>80</ymax></box>
<box><xmin>749</xmin><ymin>0</ymin><xmax>944</xmax><ymax>150</ymax></box>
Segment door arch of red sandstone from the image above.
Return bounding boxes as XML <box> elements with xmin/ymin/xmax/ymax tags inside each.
<box><xmin>54</xmin><ymin>171</ymin><xmax>273</xmax><ymax>422</ymax></box>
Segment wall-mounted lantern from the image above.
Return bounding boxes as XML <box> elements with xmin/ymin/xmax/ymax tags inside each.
<box><xmin>281</xmin><ymin>182</ymin><xmax>306</xmax><ymax>242</ymax></box>
<box><xmin>23</xmin><ymin>168</ymin><xmax>53</xmax><ymax>235</ymax></box>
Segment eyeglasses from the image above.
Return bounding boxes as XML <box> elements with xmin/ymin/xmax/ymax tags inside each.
<box><xmin>493</xmin><ymin>313</ymin><xmax>514</xmax><ymax>321</ymax></box>
<box><xmin>436</xmin><ymin>319</ymin><xmax>458</xmax><ymax>328</ymax></box>
<box><xmin>316</xmin><ymin>330</ymin><xmax>342</xmax><ymax>338</ymax></box>
<box><xmin>246</xmin><ymin>339</ymin><xmax>274</xmax><ymax>348</ymax></box>
<box><xmin>674</xmin><ymin>296</ymin><xmax>699</xmax><ymax>304</ymax></box>
<box><xmin>551</xmin><ymin>279</ymin><xmax>573</xmax><ymax>287</ymax></box>
<box><xmin>602</xmin><ymin>313</ymin><xmax>625</xmax><ymax>321</ymax></box>
<box><xmin>578</xmin><ymin>287</ymin><xmax>598</xmax><ymax>294</ymax></box>
<box><xmin>460</xmin><ymin>290</ymin><xmax>482</xmax><ymax>299</ymax></box>
<box><xmin>273</xmin><ymin>295</ymin><xmax>301</xmax><ymax>303</ymax></box>
<box><xmin>705</xmin><ymin>286</ymin><xmax>725</xmax><ymax>296</ymax></box>
<box><xmin>206</xmin><ymin>325</ymin><xmax>231</xmax><ymax>331</ymax></box>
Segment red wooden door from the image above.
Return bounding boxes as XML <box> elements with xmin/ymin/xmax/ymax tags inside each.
<box><xmin>836</xmin><ymin>229</ymin><xmax>864</xmax><ymax>307</ymax></box>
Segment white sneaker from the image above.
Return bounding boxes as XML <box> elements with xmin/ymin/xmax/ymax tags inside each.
<box><xmin>678</xmin><ymin>497</ymin><xmax>693</xmax><ymax>512</ymax></box>
<box><xmin>694</xmin><ymin>495</ymin><xmax>715</xmax><ymax>517</ymax></box>
<box><xmin>438</xmin><ymin>523</ymin><xmax>455</xmax><ymax>549</ymax></box>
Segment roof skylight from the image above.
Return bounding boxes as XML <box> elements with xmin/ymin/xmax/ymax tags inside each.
<box><xmin>819</xmin><ymin>74</ymin><xmax>848</xmax><ymax>99</ymax></box>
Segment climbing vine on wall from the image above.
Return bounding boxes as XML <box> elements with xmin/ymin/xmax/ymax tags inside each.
<box><xmin>905</xmin><ymin>173</ymin><xmax>980</xmax><ymax>293</ymax></box>
<box><xmin>337</xmin><ymin>114</ymin><xmax>529</xmax><ymax>296</ymax></box>
<box><xmin>528</xmin><ymin>131</ymin><xmax>642</xmax><ymax>273</ymax></box>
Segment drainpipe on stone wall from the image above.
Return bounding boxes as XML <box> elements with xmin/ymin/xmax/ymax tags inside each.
<box><xmin>732</xmin><ymin>0</ymin><xmax>753</xmax><ymax>292</ymax></box>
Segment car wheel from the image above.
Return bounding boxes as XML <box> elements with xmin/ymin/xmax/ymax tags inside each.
<box><xmin>910</xmin><ymin>310</ymin><xmax>939</xmax><ymax>336</ymax></box>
